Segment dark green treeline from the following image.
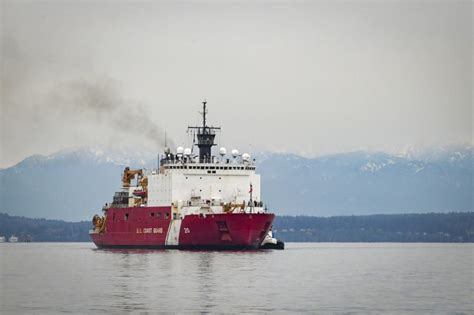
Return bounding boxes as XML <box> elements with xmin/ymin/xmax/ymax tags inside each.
<box><xmin>0</xmin><ymin>212</ymin><xmax>473</xmax><ymax>242</ymax></box>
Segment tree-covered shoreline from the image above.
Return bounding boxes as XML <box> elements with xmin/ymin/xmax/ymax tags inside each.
<box><xmin>0</xmin><ymin>212</ymin><xmax>472</xmax><ymax>243</ymax></box>
<box><xmin>273</xmin><ymin>212</ymin><xmax>474</xmax><ymax>242</ymax></box>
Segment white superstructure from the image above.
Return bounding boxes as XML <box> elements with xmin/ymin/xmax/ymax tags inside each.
<box><xmin>146</xmin><ymin>158</ymin><xmax>263</xmax><ymax>212</ymax></box>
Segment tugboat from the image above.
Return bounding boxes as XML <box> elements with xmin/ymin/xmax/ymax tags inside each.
<box><xmin>8</xmin><ymin>235</ymin><xmax>18</xmax><ymax>243</ymax></box>
<box><xmin>90</xmin><ymin>101</ymin><xmax>284</xmax><ymax>250</ymax></box>
<box><xmin>260</xmin><ymin>229</ymin><xmax>285</xmax><ymax>249</ymax></box>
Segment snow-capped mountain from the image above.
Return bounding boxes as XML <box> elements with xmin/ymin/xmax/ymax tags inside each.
<box><xmin>258</xmin><ymin>148</ymin><xmax>472</xmax><ymax>217</ymax></box>
<box><xmin>16</xmin><ymin>146</ymin><xmax>158</xmax><ymax>168</ymax></box>
<box><xmin>0</xmin><ymin>146</ymin><xmax>472</xmax><ymax>221</ymax></box>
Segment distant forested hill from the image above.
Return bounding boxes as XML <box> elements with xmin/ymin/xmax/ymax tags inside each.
<box><xmin>273</xmin><ymin>212</ymin><xmax>474</xmax><ymax>242</ymax></box>
<box><xmin>0</xmin><ymin>212</ymin><xmax>472</xmax><ymax>242</ymax></box>
<box><xmin>0</xmin><ymin>213</ymin><xmax>90</xmax><ymax>242</ymax></box>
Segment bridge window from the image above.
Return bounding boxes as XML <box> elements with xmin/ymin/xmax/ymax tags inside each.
<box><xmin>165</xmin><ymin>212</ymin><xmax>170</xmax><ymax>219</ymax></box>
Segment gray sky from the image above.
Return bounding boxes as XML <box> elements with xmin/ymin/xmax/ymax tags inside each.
<box><xmin>1</xmin><ymin>0</ymin><xmax>472</xmax><ymax>168</ymax></box>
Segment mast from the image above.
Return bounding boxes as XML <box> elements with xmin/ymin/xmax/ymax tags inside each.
<box><xmin>188</xmin><ymin>101</ymin><xmax>221</xmax><ymax>163</ymax></box>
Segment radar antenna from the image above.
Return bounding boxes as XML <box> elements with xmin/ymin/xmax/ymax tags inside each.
<box><xmin>199</xmin><ymin>100</ymin><xmax>208</xmax><ymax>129</ymax></box>
<box><xmin>188</xmin><ymin>101</ymin><xmax>221</xmax><ymax>163</ymax></box>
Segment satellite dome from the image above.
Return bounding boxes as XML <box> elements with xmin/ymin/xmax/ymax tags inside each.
<box><xmin>176</xmin><ymin>146</ymin><xmax>184</xmax><ymax>155</ymax></box>
<box><xmin>184</xmin><ymin>148</ymin><xmax>192</xmax><ymax>156</ymax></box>
<box><xmin>219</xmin><ymin>147</ymin><xmax>227</xmax><ymax>156</ymax></box>
<box><xmin>242</xmin><ymin>153</ymin><xmax>251</xmax><ymax>162</ymax></box>
<box><xmin>231</xmin><ymin>149</ymin><xmax>239</xmax><ymax>157</ymax></box>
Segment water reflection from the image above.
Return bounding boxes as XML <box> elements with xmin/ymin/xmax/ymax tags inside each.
<box><xmin>197</xmin><ymin>252</ymin><xmax>216</xmax><ymax>312</ymax></box>
<box><xmin>2</xmin><ymin>243</ymin><xmax>471</xmax><ymax>313</ymax></box>
<box><xmin>90</xmin><ymin>247</ymin><xmax>270</xmax><ymax>312</ymax></box>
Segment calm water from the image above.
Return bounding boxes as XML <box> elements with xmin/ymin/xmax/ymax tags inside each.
<box><xmin>0</xmin><ymin>243</ymin><xmax>472</xmax><ymax>314</ymax></box>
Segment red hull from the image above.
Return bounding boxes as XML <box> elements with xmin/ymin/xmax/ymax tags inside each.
<box><xmin>90</xmin><ymin>206</ymin><xmax>274</xmax><ymax>250</ymax></box>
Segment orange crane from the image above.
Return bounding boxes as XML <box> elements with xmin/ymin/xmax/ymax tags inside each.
<box><xmin>122</xmin><ymin>167</ymin><xmax>143</xmax><ymax>188</ymax></box>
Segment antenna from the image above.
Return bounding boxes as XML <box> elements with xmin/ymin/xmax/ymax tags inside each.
<box><xmin>198</xmin><ymin>100</ymin><xmax>208</xmax><ymax>129</ymax></box>
<box><xmin>188</xmin><ymin>100</ymin><xmax>221</xmax><ymax>162</ymax></box>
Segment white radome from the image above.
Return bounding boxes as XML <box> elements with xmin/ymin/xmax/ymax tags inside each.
<box><xmin>176</xmin><ymin>146</ymin><xmax>184</xmax><ymax>155</ymax></box>
<box><xmin>231</xmin><ymin>149</ymin><xmax>239</xmax><ymax>157</ymax></box>
<box><xmin>242</xmin><ymin>153</ymin><xmax>251</xmax><ymax>162</ymax></box>
<box><xmin>219</xmin><ymin>147</ymin><xmax>227</xmax><ymax>156</ymax></box>
<box><xmin>184</xmin><ymin>148</ymin><xmax>192</xmax><ymax>156</ymax></box>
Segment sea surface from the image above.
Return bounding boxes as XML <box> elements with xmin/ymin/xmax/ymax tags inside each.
<box><xmin>0</xmin><ymin>243</ymin><xmax>472</xmax><ymax>314</ymax></box>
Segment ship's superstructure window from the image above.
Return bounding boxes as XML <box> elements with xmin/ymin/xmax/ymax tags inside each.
<box><xmin>165</xmin><ymin>213</ymin><xmax>170</xmax><ymax>219</ymax></box>
<box><xmin>124</xmin><ymin>213</ymin><xmax>129</xmax><ymax>221</ymax></box>
<box><xmin>150</xmin><ymin>212</ymin><xmax>154</xmax><ymax>217</ymax></box>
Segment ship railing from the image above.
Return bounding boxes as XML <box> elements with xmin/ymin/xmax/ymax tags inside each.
<box><xmin>160</xmin><ymin>156</ymin><xmax>255</xmax><ymax>166</ymax></box>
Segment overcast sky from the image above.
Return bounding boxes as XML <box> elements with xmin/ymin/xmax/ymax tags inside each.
<box><xmin>1</xmin><ymin>0</ymin><xmax>472</xmax><ymax>168</ymax></box>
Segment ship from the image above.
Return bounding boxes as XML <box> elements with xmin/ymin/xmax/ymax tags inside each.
<box><xmin>90</xmin><ymin>101</ymin><xmax>283</xmax><ymax>250</ymax></box>
<box><xmin>8</xmin><ymin>235</ymin><xmax>18</xmax><ymax>243</ymax></box>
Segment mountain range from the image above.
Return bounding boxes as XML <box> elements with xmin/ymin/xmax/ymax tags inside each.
<box><xmin>0</xmin><ymin>145</ymin><xmax>472</xmax><ymax>221</ymax></box>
